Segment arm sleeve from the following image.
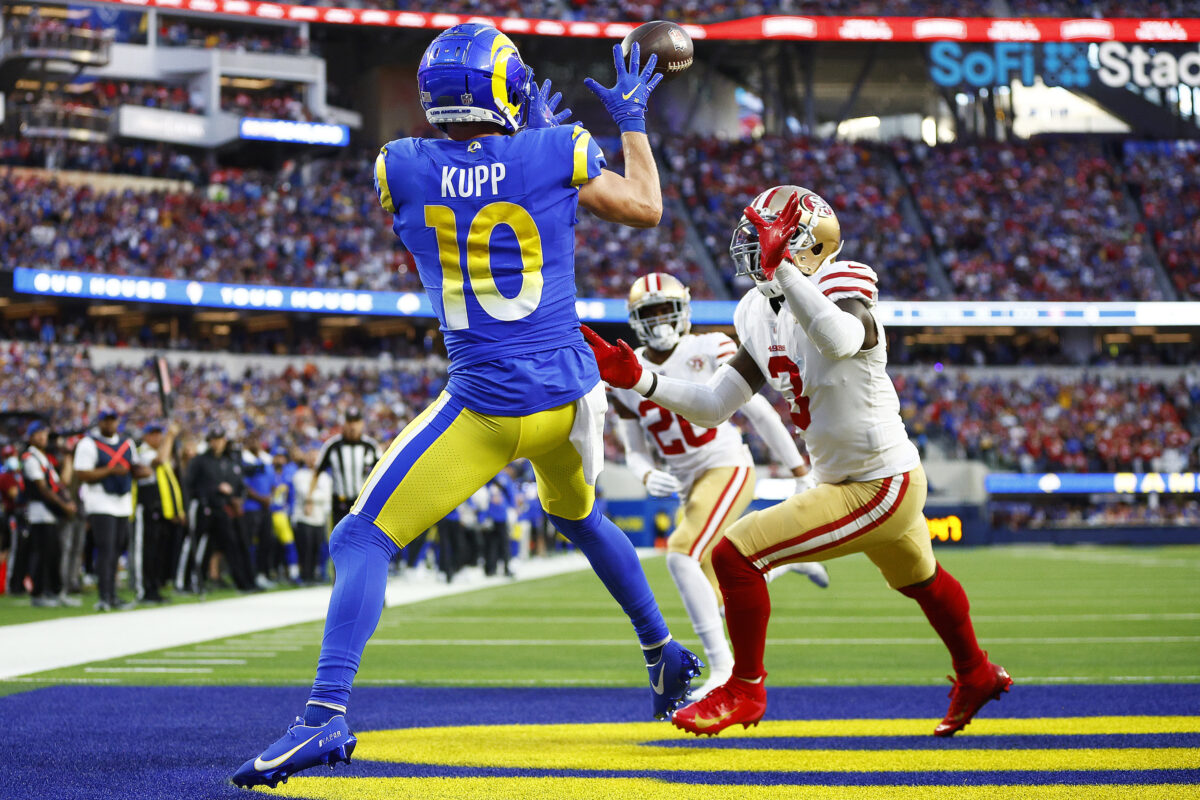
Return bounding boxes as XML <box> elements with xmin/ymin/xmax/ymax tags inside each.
<box><xmin>737</xmin><ymin>394</ymin><xmax>805</xmax><ymax>472</ymax></box>
<box><xmin>374</xmin><ymin>144</ymin><xmax>397</xmax><ymax>214</ymax></box>
<box><xmin>566</xmin><ymin>124</ymin><xmax>606</xmax><ymax>188</ymax></box>
<box><xmin>776</xmin><ymin>263</ymin><xmax>865</xmax><ymax>360</ymax></box>
<box><xmin>638</xmin><ymin>363</ymin><xmax>754</xmax><ymax>429</ymax></box>
<box><xmin>616</xmin><ymin>417</ymin><xmax>655</xmax><ymax>482</ymax></box>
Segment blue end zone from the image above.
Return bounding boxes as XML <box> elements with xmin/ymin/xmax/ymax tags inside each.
<box><xmin>1</xmin><ymin>684</ymin><xmax>1197</xmax><ymax>800</ymax></box>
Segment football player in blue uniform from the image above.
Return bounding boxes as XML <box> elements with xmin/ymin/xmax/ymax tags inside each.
<box><xmin>233</xmin><ymin>23</ymin><xmax>701</xmax><ymax>789</ymax></box>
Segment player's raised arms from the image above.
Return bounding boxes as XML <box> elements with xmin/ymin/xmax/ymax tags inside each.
<box><xmin>578</xmin><ymin>43</ymin><xmax>663</xmax><ymax>228</ymax></box>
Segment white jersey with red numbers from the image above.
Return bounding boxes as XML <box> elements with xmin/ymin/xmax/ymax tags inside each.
<box><xmin>734</xmin><ymin>260</ymin><xmax>920</xmax><ymax>485</ymax></box>
<box><xmin>610</xmin><ymin>332</ymin><xmax>753</xmax><ymax>492</ymax></box>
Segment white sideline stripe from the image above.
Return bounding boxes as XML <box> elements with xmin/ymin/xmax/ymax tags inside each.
<box><xmin>369</xmin><ymin>635</ymin><xmax>1200</xmax><ymax>647</ymax></box>
<box><xmin>181</xmin><ymin>651</ymin><xmax>278</xmax><ymax>658</ymax></box>
<box><xmin>84</xmin><ymin>667</ymin><xmax>215</xmax><ymax>674</ymax></box>
<box><xmin>124</xmin><ymin>658</ymin><xmax>247</xmax><ymax>665</ymax></box>
<box><xmin>0</xmin><ymin>550</ymin><xmax>624</xmax><ymax>679</ymax></box>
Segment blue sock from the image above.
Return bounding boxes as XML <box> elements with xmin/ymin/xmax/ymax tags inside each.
<box><xmin>306</xmin><ymin>514</ymin><xmax>398</xmax><ymax>719</ymax></box>
<box><xmin>284</xmin><ymin>542</ymin><xmax>299</xmax><ymax>567</ymax></box>
<box><xmin>549</xmin><ymin>506</ymin><xmax>670</xmax><ymax>653</ymax></box>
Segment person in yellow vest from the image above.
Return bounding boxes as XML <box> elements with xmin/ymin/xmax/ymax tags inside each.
<box><xmin>134</xmin><ymin>422</ymin><xmax>183</xmax><ymax>604</ymax></box>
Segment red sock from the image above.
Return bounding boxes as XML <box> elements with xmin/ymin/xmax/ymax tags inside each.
<box><xmin>712</xmin><ymin>539</ymin><xmax>770</xmax><ymax>683</ymax></box>
<box><xmin>900</xmin><ymin>564</ymin><xmax>986</xmax><ymax>678</ymax></box>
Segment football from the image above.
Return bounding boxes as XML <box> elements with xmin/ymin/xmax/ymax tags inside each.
<box><xmin>621</xmin><ymin>20</ymin><xmax>693</xmax><ymax>82</ymax></box>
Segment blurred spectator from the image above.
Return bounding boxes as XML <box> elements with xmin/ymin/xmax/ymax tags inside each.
<box><xmin>182</xmin><ymin>428</ymin><xmax>256</xmax><ymax>592</ymax></box>
<box><xmin>309</xmin><ymin>407</ymin><xmax>381</xmax><ymax>528</ymax></box>
<box><xmin>23</xmin><ymin>421</ymin><xmax>77</xmax><ymax>607</ymax></box>
<box><xmin>291</xmin><ymin>448</ymin><xmax>332</xmax><ymax>582</ymax></box>
<box><xmin>73</xmin><ymin>409</ymin><xmax>139</xmax><ymax>610</ymax></box>
<box><xmin>133</xmin><ymin>421</ymin><xmax>184</xmax><ymax>603</ymax></box>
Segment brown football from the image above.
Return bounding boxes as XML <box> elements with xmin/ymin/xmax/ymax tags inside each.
<box><xmin>621</xmin><ymin>20</ymin><xmax>693</xmax><ymax>83</ymax></box>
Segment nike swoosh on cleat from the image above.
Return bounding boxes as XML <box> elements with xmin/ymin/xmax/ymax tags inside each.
<box><xmin>622</xmin><ymin>85</ymin><xmax>642</xmax><ymax>100</ymax></box>
<box><xmin>650</xmin><ymin>662</ymin><xmax>666</xmax><ymax>695</ymax></box>
<box><xmin>693</xmin><ymin>709</ymin><xmax>736</xmax><ymax>729</ymax></box>
<box><xmin>253</xmin><ymin>731</ymin><xmax>323</xmax><ymax>772</ymax></box>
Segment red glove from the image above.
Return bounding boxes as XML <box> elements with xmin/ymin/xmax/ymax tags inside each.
<box><xmin>581</xmin><ymin>325</ymin><xmax>644</xmax><ymax>390</ymax></box>
<box><xmin>742</xmin><ymin>193</ymin><xmax>801</xmax><ymax>281</ymax></box>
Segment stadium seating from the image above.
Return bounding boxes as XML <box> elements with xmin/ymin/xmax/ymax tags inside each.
<box><xmin>1125</xmin><ymin>141</ymin><xmax>1200</xmax><ymax>300</ymax></box>
<box><xmin>894</xmin><ymin>371</ymin><xmax>1200</xmax><ymax>473</ymax></box>
<box><xmin>894</xmin><ymin>138</ymin><xmax>1165</xmax><ymax>302</ymax></box>
<box><xmin>666</xmin><ymin>135</ymin><xmax>935</xmax><ymax>299</ymax></box>
<box><xmin>0</xmin><ymin>341</ymin><xmax>445</xmax><ymax>449</ymax></box>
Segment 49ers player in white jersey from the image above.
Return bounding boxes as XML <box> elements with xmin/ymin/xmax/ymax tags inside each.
<box><xmin>611</xmin><ymin>272</ymin><xmax>829</xmax><ymax>699</ymax></box>
<box><xmin>583</xmin><ymin>186</ymin><xmax>1011</xmax><ymax>737</ymax></box>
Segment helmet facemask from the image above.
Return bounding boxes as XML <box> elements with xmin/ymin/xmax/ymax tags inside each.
<box><xmin>630</xmin><ymin>299</ymin><xmax>690</xmax><ymax>351</ymax></box>
<box><xmin>731</xmin><ymin>187</ymin><xmax>843</xmax><ymax>298</ymax></box>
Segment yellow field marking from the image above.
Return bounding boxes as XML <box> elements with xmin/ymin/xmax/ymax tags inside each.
<box><xmin>338</xmin><ymin>718</ymin><xmax>1200</xmax><ymax>774</ymax></box>
<box><xmin>257</xmin><ymin>778</ymin><xmax>1198</xmax><ymax>800</ymax></box>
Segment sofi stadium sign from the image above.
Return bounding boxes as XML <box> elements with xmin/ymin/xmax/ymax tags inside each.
<box><xmin>931</xmin><ymin>41</ymin><xmax>1200</xmax><ymax>89</ymax></box>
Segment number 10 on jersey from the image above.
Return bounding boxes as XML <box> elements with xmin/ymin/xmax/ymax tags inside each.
<box><xmin>425</xmin><ymin>202</ymin><xmax>545</xmax><ymax>330</ymax></box>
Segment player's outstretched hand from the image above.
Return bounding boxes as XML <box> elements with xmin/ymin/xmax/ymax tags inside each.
<box><xmin>526</xmin><ymin>78</ymin><xmax>572</xmax><ymax>129</ymax></box>
<box><xmin>584</xmin><ymin>42</ymin><xmax>662</xmax><ymax>134</ymax></box>
<box><xmin>581</xmin><ymin>325</ymin><xmax>644</xmax><ymax>389</ymax></box>
<box><xmin>744</xmin><ymin>193</ymin><xmax>802</xmax><ymax>280</ymax></box>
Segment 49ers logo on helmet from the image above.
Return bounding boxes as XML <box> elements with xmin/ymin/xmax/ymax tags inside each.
<box><xmin>801</xmin><ymin>193</ymin><xmax>833</xmax><ymax>217</ymax></box>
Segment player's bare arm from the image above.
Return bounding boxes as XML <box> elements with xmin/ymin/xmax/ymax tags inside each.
<box><xmin>580</xmin><ymin>43</ymin><xmax>664</xmax><ymax>228</ymax></box>
<box><xmin>833</xmin><ymin>297</ymin><xmax>879</xmax><ymax>350</ymax></box>
<box><xmin>578</xmin><ymin>140</ymin><xmax>662</xmax><ymax>228</ymax></box>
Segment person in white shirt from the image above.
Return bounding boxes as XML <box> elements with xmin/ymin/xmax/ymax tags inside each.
<box><xmin>22</xmin><ymin>421</ymin><xmax>77</xmax><ymax>607</ymax></box>
<box><xmin>291</xmin><ymin>448</ymin><xmax>333</xmax><ymax>583</ymax></box>
<box><xmin>74</xmin><ymin>410</ymin><xmax>144</xmax><ymax>611</ymax></box>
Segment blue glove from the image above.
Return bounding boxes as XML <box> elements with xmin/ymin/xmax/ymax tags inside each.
<box><xmin>584</xmin><ymin>42</ymin><xmax>662</xmax><ymax>134</ymax></box>
<box><xmin>525</xmin><ymin>78</ymin><xmax>573</xmax><ymax>130</ymax></box>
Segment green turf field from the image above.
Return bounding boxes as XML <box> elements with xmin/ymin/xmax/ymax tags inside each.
<box><xmin>5</xmin><ymin>545</ymin><xmax>1197</xmax><ymax>697</ymax></box>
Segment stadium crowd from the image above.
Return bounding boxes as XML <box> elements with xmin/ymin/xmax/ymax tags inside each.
<box><xmin>5</xmin><ymin>80</ymin><xmax>201</xmax><ymax>116</ymax></box>
<box><xmin>894</xmin><ymin>138</ymin><xmax>1164</xmax><ymax>302</ymax></box>
<box><xmin>666</xmin><ymin>135</ymin><xmax>936</xmax><ymax>300</ymax></box>
<box><xmin>0</xmin><ymin>343</ymin><xmax>559</xmax><ymax>608</ymax></box>
<box><xmin>896</xmin><ymin>372</ymin><xmax>1200</xmax><ymax>473</ymax></box>
<box><xmin>159</xmin><ymin>18</ymin><xmax>310</xmax><ymax>54</ymax></box>
<box><xmin>1125</xmin><ymin>141</ymin><xmax>1200</xmax><ymax>301</ymax></box>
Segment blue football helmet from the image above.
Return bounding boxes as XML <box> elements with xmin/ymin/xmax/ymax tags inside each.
<box><xmin>418</xmin><ymin>24</ymin><xmax>532</xmax><ymax>133</ymax></box>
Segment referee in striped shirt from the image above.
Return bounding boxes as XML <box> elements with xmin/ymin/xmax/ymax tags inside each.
<box><xmin>305</xmin><ymin>409</ymin><xmax>381</xmax><ymax>526</ymax></box>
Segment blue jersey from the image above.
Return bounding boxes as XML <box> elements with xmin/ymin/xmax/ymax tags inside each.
<box><xmin>374</xmin><ymin>124</ymin><xmax>606</xmax><ymax>415</ymax></box>
<box><xmin>242</xmin><ymin>451</ymin><xmax>275</xmax><ymax>513</ymax></box>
